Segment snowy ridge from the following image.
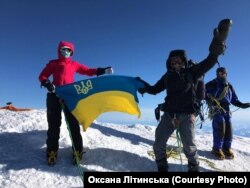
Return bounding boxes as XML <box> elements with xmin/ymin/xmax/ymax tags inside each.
<box><xmin>0</xmin><ymin>109</ymin><xmax>250</xmax><ymax>187</ymax></box>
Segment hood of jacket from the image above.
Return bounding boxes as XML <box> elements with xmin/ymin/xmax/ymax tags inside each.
<box><xmin>57</xmin><ymin>41</ymin><xmax>75</xmax><ymax>62</ymax></box>
<box><xmin>166</xmin><ymin>49</ymin><xmax>188</xmax><ymax>70</ymax></box>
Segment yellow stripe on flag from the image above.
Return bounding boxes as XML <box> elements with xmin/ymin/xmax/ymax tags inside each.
<box><xmin>72</xmin><ymin>91</ymin><xmax>141</xmax><ymax>131</ymax></box>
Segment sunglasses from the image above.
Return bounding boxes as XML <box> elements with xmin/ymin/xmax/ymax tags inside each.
<box><xmin>60</xmin><ymin>48</ymin><xmax>72</xmax><ymax>52</ymax></box>
<box><xmin>218</xmin><ymin>71</ymin><xmax>227</xmax><ymax>75</ymax></box>
<box><xmin>170</xmin><ymin>61</ymin><xmax>184</xmax><ymax>66</ymax></box>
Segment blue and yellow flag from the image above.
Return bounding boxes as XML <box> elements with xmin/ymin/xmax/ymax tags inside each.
<box><xmin>55</xmin><ymin>75</ymin><xmax>145</xmax><ymax>131</ymax></box>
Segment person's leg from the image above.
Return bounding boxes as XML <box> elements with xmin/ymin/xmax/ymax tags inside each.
<box><xmin>211</xmin><ymin>114</ymin><xmax>226</xmax><ymax>159</ymax></box>
<box><xmin>222</xmin><ymin>113</ymin><xmax>234</xmax><ymax>158</ymax></box>
<box><xmin>153</xmin><ymin>113</ymin><xmax>175</xmax><ymax>172</ymax></box>
<box><xmin>212</xmin><ymin>114</ymin><xmax>226</xmax><ymax>149</ymax></box>
<box><xmin>63</xmin><ymin>106</ymin><xmax>83</xmax><ymax>164</ymax></box>
<box><xmin>46</xmin><ymin>93</ymin><xmax>62</xmax><ymax>165</ymax></box>
<box><xmin>178</xmin><ymin>113</ymin><xmax>199</xmax><ymax>171</ymax></box>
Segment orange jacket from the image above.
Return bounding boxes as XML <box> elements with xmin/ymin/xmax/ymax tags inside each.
<box><xmin>0</xmin><ymin>105</ymin><xmax>32</xmax><ymax>111</ymax></box>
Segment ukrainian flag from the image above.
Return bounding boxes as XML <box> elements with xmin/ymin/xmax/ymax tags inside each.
<box><xmin>55</xmin><ymin>75</ymin><xmax>145</xmax><ymax>131</ymax></box>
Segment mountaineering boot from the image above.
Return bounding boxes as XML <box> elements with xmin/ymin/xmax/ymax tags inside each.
<box><xmin>156</xmin><ymin>158</ymin><xmax>168</xmax><ymax>172</ymax></box>
<box><xmin>222</xmin><ymin>148</ymin><xmax>234</xmax><ymax>159</ymax></box>
<box><xmin>47</xmin><ymin>151</ymin><xmax>57</xmax><ymax>166</ymax></box>
<box><xmin>209</xmin><ymin>19</ymin><xmax>233</xmax><ymax>55</ymax></box>
<box><xmin>72</xmin><ymin>150</ymin><xmax>83</xmax><ymax>165</ymax></box>
<box><xmin>188</xmin><ymin>162</ymin><xmax>200</xmax><ymax>172</ymax></box>
<box><xmin>212</xmin><ymin>148</ymin><xmax>225</xmax><ymax>160</ymax></box>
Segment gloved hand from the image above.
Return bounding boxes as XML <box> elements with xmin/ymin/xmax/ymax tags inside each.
<box><xmin>138</xmin><ymin>87</ymin><xmax>147</xmax><ymax>95</ymax></box>
<box><xmin>97</xmin><ymin>67</ymin><xmax>114</xmax><ymax>76</ymax></box>
<box><xmin>41</xmin><ymin>79</ymin><xmax>55</xmax><ymax>93</ymax></box>
<box><xmin>155</xmin><ymin>106</ymin><xmax>160</xmax><ymax>121</ymax></box>
<box><xmin>209</xmin><ymin>40</ymin><xmax>226</xmax><ymax>56</ymax></box>
<box><xmin>136</xmin><ymin>77</ymin><xmax>150</xmax><ymax>95</ymax></box>
<box><xmin>240</xmin><ymin>103</ymin><xmax>250</xmax><ymax>109</ymax></box>
<box><xmin>209</xmin><ymin>19</ymin><xmax>232</xmax><ymax>56</ymax></box>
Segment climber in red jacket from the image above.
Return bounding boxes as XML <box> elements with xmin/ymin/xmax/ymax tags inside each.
<box><xmin>39</xmin><ymin>41</ymin><xmax>113</xmax><ymax>165</ymax></box>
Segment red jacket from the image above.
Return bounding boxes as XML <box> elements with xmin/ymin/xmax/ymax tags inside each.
<box><xmin>39</xmin><ymin>41</ymin><xmax>97</xmax><ymax>86</ymax></box>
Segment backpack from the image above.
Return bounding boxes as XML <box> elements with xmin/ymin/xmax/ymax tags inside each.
<box><xmin>185</xmin><ymin>60</ymin><xmax>206</xmax><ymax>127</ymax></box>
<box><xmin>186</xmin><ymin>60</ymin><xmax>206</xmax><ymax>105</ymax></box>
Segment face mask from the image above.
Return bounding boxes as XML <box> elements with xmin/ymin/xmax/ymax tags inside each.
<box><xmin>60</xmin><ymin>47</ymin><xmax>72</xmax><ymax>58</ymax></box>
<box><xmin>60</xmin><ymin>50</ymin><xmax>71</xmax><ymax>58</ymax></box>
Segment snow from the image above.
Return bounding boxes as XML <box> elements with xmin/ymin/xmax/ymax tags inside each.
<box><xmin>0</xmin><ymin>109</ymin><xmax>250</xmax><ymax>187</ymax></box>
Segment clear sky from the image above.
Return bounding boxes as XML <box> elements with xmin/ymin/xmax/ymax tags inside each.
<box><xmin>1</xmin><ymin>0</ymin><xmax>249</xmax><ymax>124</ymax></box>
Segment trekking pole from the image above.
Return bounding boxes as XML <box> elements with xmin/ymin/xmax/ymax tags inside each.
<box><xmin>175</xmin><ymin>128</ymin><xmax>184</xmax><ymax>172</ymax></box>
<box><xmin>61</xmin><ymin>103</ymin><xmax>84</xmax><ymax>184</ymax></box>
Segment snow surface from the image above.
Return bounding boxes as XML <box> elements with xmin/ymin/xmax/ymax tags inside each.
<box><xmin>0</xmin><ymin>109</ymin><xmax>250</xmax><ymax>187</ymax></box>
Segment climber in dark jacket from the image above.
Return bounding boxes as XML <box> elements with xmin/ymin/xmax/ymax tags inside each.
<box><xmin>138</xmin><ymin>19</ymin><xmax>232</xmax><ymax>172</ymax></box>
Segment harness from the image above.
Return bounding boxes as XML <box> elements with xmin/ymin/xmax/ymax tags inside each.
<box><xmin>207</xmin><ymin>83</ymin><xmax>230</xmax><ymax>119</ymax></box>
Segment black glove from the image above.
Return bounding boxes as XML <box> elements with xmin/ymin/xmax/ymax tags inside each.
<box><xmin>209</xmin><ymin>40</ymin><xmax>226</xmax><ymax>56</ymax></box>
<box><xmin>136</xmin><ymin>77</ymin><xmax>150</xmax><ymax>95</ymax></box>
<box><xmin>97</xmin><ymin>67</ymin><xmax>113</xmax><ymax>76</ymax></box>
<box><xmin>41</xmin><ymin>79</ymin><xmax>55</xmax><ymax>93</ymax></box>
<box><xmin>209</xmin><ymin>19</ymin><xmax>232</xmax><ymax>56</ymax></box>
<box><xmin>155</xmin><ymin>105</ymin><xmax>160</xmax><ymax>121</ymax></box>
<box><xmin>138</xmin><ymin>87</ymin><xmax>148</xmax><ymax>95</ymax></box>
<box><xmin>240</xmin><ymin>103</ymin><xmax>250</xmax><ymax>109</ymax></box>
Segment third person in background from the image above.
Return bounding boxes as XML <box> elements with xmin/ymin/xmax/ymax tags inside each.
<box><xmin>205</xmin><ymin>67</ymin><xmax>250</xmax><ymax>160</ymax></box>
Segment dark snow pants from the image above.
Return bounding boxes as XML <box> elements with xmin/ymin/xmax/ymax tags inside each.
<box><xmin>46</xmin><ymin>93</ymin><xmax>83</xmax><ymax>152</ymax></box>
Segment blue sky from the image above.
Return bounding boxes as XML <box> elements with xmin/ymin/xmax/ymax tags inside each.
<box><xmin>1</xmin><ymin>0</ymin><xmax>249</xmax><ymax>124</ymax></box>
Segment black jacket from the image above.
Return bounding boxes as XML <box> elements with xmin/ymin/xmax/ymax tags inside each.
<box><xmin>146</xmin><ymin>54</ymin><xmax>218</xmax><ymax>113</ymax></box>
